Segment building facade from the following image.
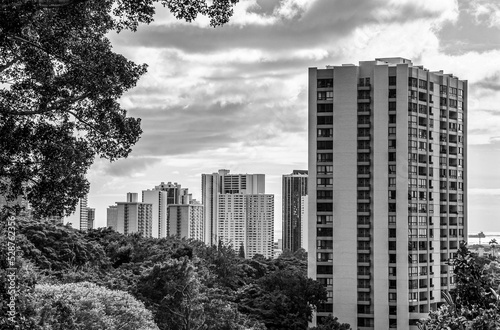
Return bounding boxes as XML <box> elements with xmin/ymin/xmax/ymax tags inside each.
<box><xmin>308</xmin><ymin>58</ymin><xmax>467</xmax><ymax>329</ymax></box>
<box><xmin>282</xmin><ymin>170</ymin><xmax>308</xmax><ymax>252</ymax></box>
<box><xmin>107</xmin><ymin>205</ymin><xmax>118</xmax><ymax>230</ymax></box>
<box><xmin>87</xmin><ymin>207</ymin><xmax>95</xmax><ymax>230</ymax></box>
<box><xmin>168</xmin><ymin>201</ymin><xmax>204</xmax><ymax>241</ymax></box>
<box><xmin>115</xmin><ymin>193</ymin><xmax>153</xmax><ymax>237</ymax></box>
<box><xmin>202</xmin><ymin>169</ymin><xmax>265</xmax><ymax>245</ymax></box>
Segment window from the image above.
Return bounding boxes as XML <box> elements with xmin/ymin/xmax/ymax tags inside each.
<box><xmin>317</xmin><ymin>215</ymin><xmax>333</xmax><ymax>224</ymax></box>
<box><xmin>389</xmin><ymin>293</ymin><xmax>397</xmax><ymax>302</ymax></box>
<box><xmin>419</xmin><ymin>79</ymin><xmax>428</xmax><ymax>89</ymax></box>
<box><xmin>317</xmin><ymin>128</ymin><xmax>333</xmax><ymax>137</ymax></box>
<box><xmin>388</xmin><ymin>165</ymin><xmax>396</xmax><ymax>174</ymax></box>
<box><xmin>388</xmin><ymin>140</ymin><xmax>396</xmax><ymax>149</ymax></box>
<box><xmin>389</xmin><ymin>76</ymin><xmax>397</xmax><ymax>86</ymax></box>
<box><xmin>409</xmin><ymin>77</ymin><xmax>418</xmax><ymax>88</ymax></box>
<box><xmin>408</xmin><ymin>216</ymin><xmax>417</xmax><ymax>225</ymax></box>
<box><xmin>317</xmin><ymin>165</ymin><xmax>333</xmax><ymax>174</ymax></box>
<box><xmin>389</xmin><ymin>152</ymin><xmax>397</xmax><ymax>162</ymax></box>
<box><xmin>419</xmin><ymin>229</ymin><xmax>427</xmax><ymax>238</ymax></box>
<box><xmin>388</xmin><ymin>127</ymin><xmax>397</xmax><ymax>136</ymax></box>
<box><xmin>318</xmin><ymin>91</ymin><xmax>333</xmax><ymax>100</ymax></box>
<box><xmin>317</xmin><ymin>153</ymin><xmax>333</xmax><ymax>162</ymax></box>
<box><xmin>317</xmin><ymin>178</ymin><xmax>333</xmax><ymax>187</ymax></box>
<box><xmin>389</xmin><ymin>101</ymin><xmax>397</xmax><ymax>111</ymax></box>
<box><xmin>440</xmin><ymin>85</ymin><xmax>448</xmax><ymax>94</ymax></box>
<box><xmin>389</xmin><ymin>114</ymin><xmax>396</xmax><ymax>123</ymax></box>
<box><xmin>388</xmin><ymin>177</ymin><xmax>396</xmax><ymax>187</ymax></box>
<box><xmin>317</xmin><ymin>116</ymin><xmax>333</xmax><ymax>125</ymax></box>
<box><xmin>317</xmin><ymin>190</ymin><xmax>333</xmax><ymax>199</ymax></box>
<box><xmin>317</xmin><ymin>78</ymin><xmax>333</xmax><ymax>88</ymax></box>
<box><xmin>317</xmin><ymin>141</ymin><xmax>333</xmax><ymax>150</ymax></box>
<box><xmin>388</xmin><ymin>216</ymin><xmax>396</xmax><ymax>224</ymax></box>
<box><xmin>317</xmin><ymin>104</ymin><xmax>333</xmax><ymax>112</ymax></box>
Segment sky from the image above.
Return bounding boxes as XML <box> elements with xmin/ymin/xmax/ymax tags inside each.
<box><xmin>85</xmin><ymin>0</ymin><xmax>500</xmax><ymax>237</ymax></box>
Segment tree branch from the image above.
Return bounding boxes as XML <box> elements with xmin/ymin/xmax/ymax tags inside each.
<box><xmin>0</xmin><ymin>58</ymin><xmax>19</xmax><ymax>74</ymax></box>
<box><xmin>1</xmin><ymin>93</ymin><xmax>90</xmax><ymax>115</ymax></box>
<box><xmin>0</xmin><ymin>0</ymin><xmax>89</xmax><ymax>9</ymax></box>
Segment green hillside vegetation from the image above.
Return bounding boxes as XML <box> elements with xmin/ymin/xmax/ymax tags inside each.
<box><xmin>0</xmin><ymin>216</ymin><xmax>350</xmax><ymax>330</ymax></box>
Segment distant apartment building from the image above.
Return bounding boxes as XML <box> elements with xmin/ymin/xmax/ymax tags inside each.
<box><xmin>114</xmin><ymin>193</ymin><xmax>152</xmax><ymax>237</ymax></box>
<box><xmin>202</xmin><ymin>169</ymin><xmax>265</xmax><ymax>245</ymax></box>
<box><xmin>142</xmin><ymin>182</ymin><xmax>192</xmax><ymax>238</ymax></box>
<box><xmin>63</xmin><ymin>196</ymin><xmax>88</xmax><ymax>230</ymax></box>
<box><xmin>107</xmin><ymin>205</ymin><xmax>118</xmax><ymax>230</ymax></box>
<box><xmin>202</xmin><ymin>169</ymin><xmax>273</xmax><ymax>258</ymax></box>
<box><xmin>300</xmin><ymin>195</ymin><xmax>308</xmax><ymax>251</ymax></box>
<box><xmin>168</xmin><ymin>200</ymin><xmax>204</xmax><ymax>241</ymax></box>
<box><xmin>282</xmin><ymin>170</ymin><xmax>308</xmax><ymax>252</ymax></box>
<box><xmin>308</xmin><ymin>58</ymin><xmax>467</xmax><ymax>329</ymax></box>
<box><xmin>87</xmin><ymin>208</ymin><xmax>95</xmax><ymax>230</ymax></box>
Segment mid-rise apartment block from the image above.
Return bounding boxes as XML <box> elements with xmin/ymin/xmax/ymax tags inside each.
<box><xmin>308</xmin><ymin>58</ymin><xmax>467</xmax><ymax>329</ymax></box>
<box><xmin>202</xmin><ymin>169</ymin><xmax>273</xmax><ymax>258</ymax></box>
<box><xmin>282</xmin><ymin>170</ymin><xmax>308</xmax><ymax>251</ymax></box>
<box><xmin>115</xmin><ymin>193</ymin><xmax>152</xmax><ymax>237</ymax></box>
<box><xmin>87</xmin><ymin>207</ymin><xmax>95</xmax><ymax>230</ymax></box>
<box><xmin>169</xmin><ymin>200</ymin><xmax>204</xmax><ymax>241</ymax></box>
<box><xmin>107</xmin><ymin>205</ymin><xmax>118</xmax><ymax>229</ymax></box>
<box><xmin>142</xmin><ymin>182</ymin><xmax>193</xmax><ymax>238</ymax></box>
<box><xmin>202</xmin><ymin>169</ymin><xmax>265</xmax><ymax>245</ymax></box>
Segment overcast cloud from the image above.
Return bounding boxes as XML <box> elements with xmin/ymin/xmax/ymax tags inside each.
<box><xmin>86</xmin><ymin>0</ymin><xmax>500</xmax><ymax>235</ymax></box>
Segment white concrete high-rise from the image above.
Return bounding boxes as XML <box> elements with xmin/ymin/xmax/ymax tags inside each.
<box><xmin>308</xmin><ymin>58</ymin><xmax>467</xmax><ymax>329</ymax></box>
<box><xmin>202</xmin><ymin>169</ymin><xmax>273</xmax><ymax>258</ymax></box>
<box><xmin>169</xmin><ymin>200</ymin><xmax>204</xmax><ymax>241</ymax></box>
<box><xmin>115</xmin><ymin>193</ymin><xmax>152</xmax><ymax>237</ymax></box>
<box><xmin>201</xmin><ymin>169</ymin><xmax>265</xmax><ymax>245</ymax></box>
<box><xmin>142</xmin><ymin>189</ymin><xmax>168</xmax><ymax>238</ymax></box>
<box><xmin>107</xmin><ymin>205</ymin><xmax>118</xmax><ymax>230</ymax></box>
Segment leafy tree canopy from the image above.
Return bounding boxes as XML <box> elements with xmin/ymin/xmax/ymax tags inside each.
<box><xmin>0</xmin><ymin>0</ymin><xmax>238</xmax><ymax>217</ymax></box>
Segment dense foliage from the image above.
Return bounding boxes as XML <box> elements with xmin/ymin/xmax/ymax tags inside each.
<box><xmin>418</xmin><ymin>243</ymin><xmax>500</xmax><ymax>329</ymax></box>
<box><xmin>0</xmin><ymin>0</ymin><xmax>238</xmax><ymax>217</ymax></box>
<box><xmin>0</xmin><ymin>216</ymin><xmax>330</xmax><ymax>330</ymax></box>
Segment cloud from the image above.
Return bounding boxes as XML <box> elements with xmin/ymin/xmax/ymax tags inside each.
<box><xmin>435</xmin><ymin>0</ymin><xmax>500</xmax><ymax>55</ymax></box>
<box><xmin>472</xmin><ymin>72</ymin><xmax>500</xmax><ymax>92</ymax></box>
<box><xmin>102</xmin><ymin>157</ymin><xmax>163</xmax><ymax>177</ymax></box>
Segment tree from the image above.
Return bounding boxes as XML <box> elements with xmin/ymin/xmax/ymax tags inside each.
<box><xmin>32</xmin><ymin>281</ymin><xmax>159</xmax><ymax>330</ymax></box>
<box><xmin>478</xmin><ymin>231</ymin><xmax>486</xmax><ymax>245</ymax></box>
<box><xmin>309</xmin><ymin>315</ymin><xmax>352</xmax><ymax>330</ymax></box>
<box><xmin>418</xmin><ymin>243</ymin><xmax>500</xmax><ymax>329</ymax></box>
<box><xmin>490</xmin><ymin>238</ymin><xmax>497</xmax><ymax>256</ymax></box>
<box><xmin>238</xmin><ymin>242</ymin><xmax>245</xmax><ymax>259</ymax></box>
<box><xmin>0</xmin><ymin>0</ymin><xmax>238</xmax><ymax>217</ymax></box>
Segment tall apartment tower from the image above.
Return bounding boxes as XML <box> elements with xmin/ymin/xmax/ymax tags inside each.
<box><xmin>282</xmin><ymin>170</ymin><xmax>308</xmax><ymax>252</ymax></box>
<box><xmin>115</xmin><ymin>193</ymin><xmax>153</xmax><ymax>237</ymax></box>
<box><xmin>143</xmin><ymin>182</ymin><xmax>191</xmax><ymax>238</ymax></box>
<box><xmin>201</xmin><ymin>169</ymin><xmax>265</xmax><ymax>245</ymax></box>
<box><xmin>107</xmin><ymin>205</ymin><xmax>118</xmax><ymax>230</ymax></box>
<box><xmin>308</xmin><ymin>58</ymin><xmax>467</xmax><ymax>329</ymax></box>
<box><xmin>87</xmin><ymin>208</ymin><xmax>95</xmax><ymax>230</ymax></box>
<box><xmin>168</xmin><ymin>200</ymin><xmax>204</xmax><ymax>241</ymax></box>
<box><xmin>64</xmin><ymin>196</ymin><xmax>88</xmax><ymax>230</ymax></box>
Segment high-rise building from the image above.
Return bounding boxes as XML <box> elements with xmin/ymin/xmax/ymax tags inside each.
<box><xmin>115</xmin><ymin>193</ymin><xmax>152</xmax><ymax>237</ymax></box>
<box><xmin>245</xmin><ymin>194</ymin><xmax>274</xmax><ymax>258</ymax></box>
<box><xmin>143</xmin><ymin>182</ymin><xmax>191</xmax><ymax>238</ymax></box>
<box><xmin>64</xmin><ymin>196</ymin><xmax>88</xmax><ymax>230</ymax></box>
<box><xmin>87</xmin><ymin>208</ymin><xmax>95</xmax><ymax>230</ymax></box>
<box><xmin>308</xmin><ymin>58</ymin><xmax>467</xmax><ymax>329</ymax></box>
<box><xmin>282</xmin><ymin>170</ymin><xmax>308</xmax><ymax>252</ymax></box>
<box><xmin>202</xmin><ymin>169</ymin><xmax>273</xmax><ymax>258</ymax></box>
<box><xmin>202</xmin><ymin>169</ymin><xmax>265</xmax><ymax>245</ymax></box>
<box><xmin>107</xmin><ymin>205</ymin><xmax>118</xmax><ymax>230</ymax></box>
<box><xmin>168</xmin><ymin>200</ymin><xmax>204</xmax><ymax>241</ymax></box>
<box><xmin>300</xmin><ymin>195</ymin><xmax>308</xmax><ymax>251</ymax></box>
